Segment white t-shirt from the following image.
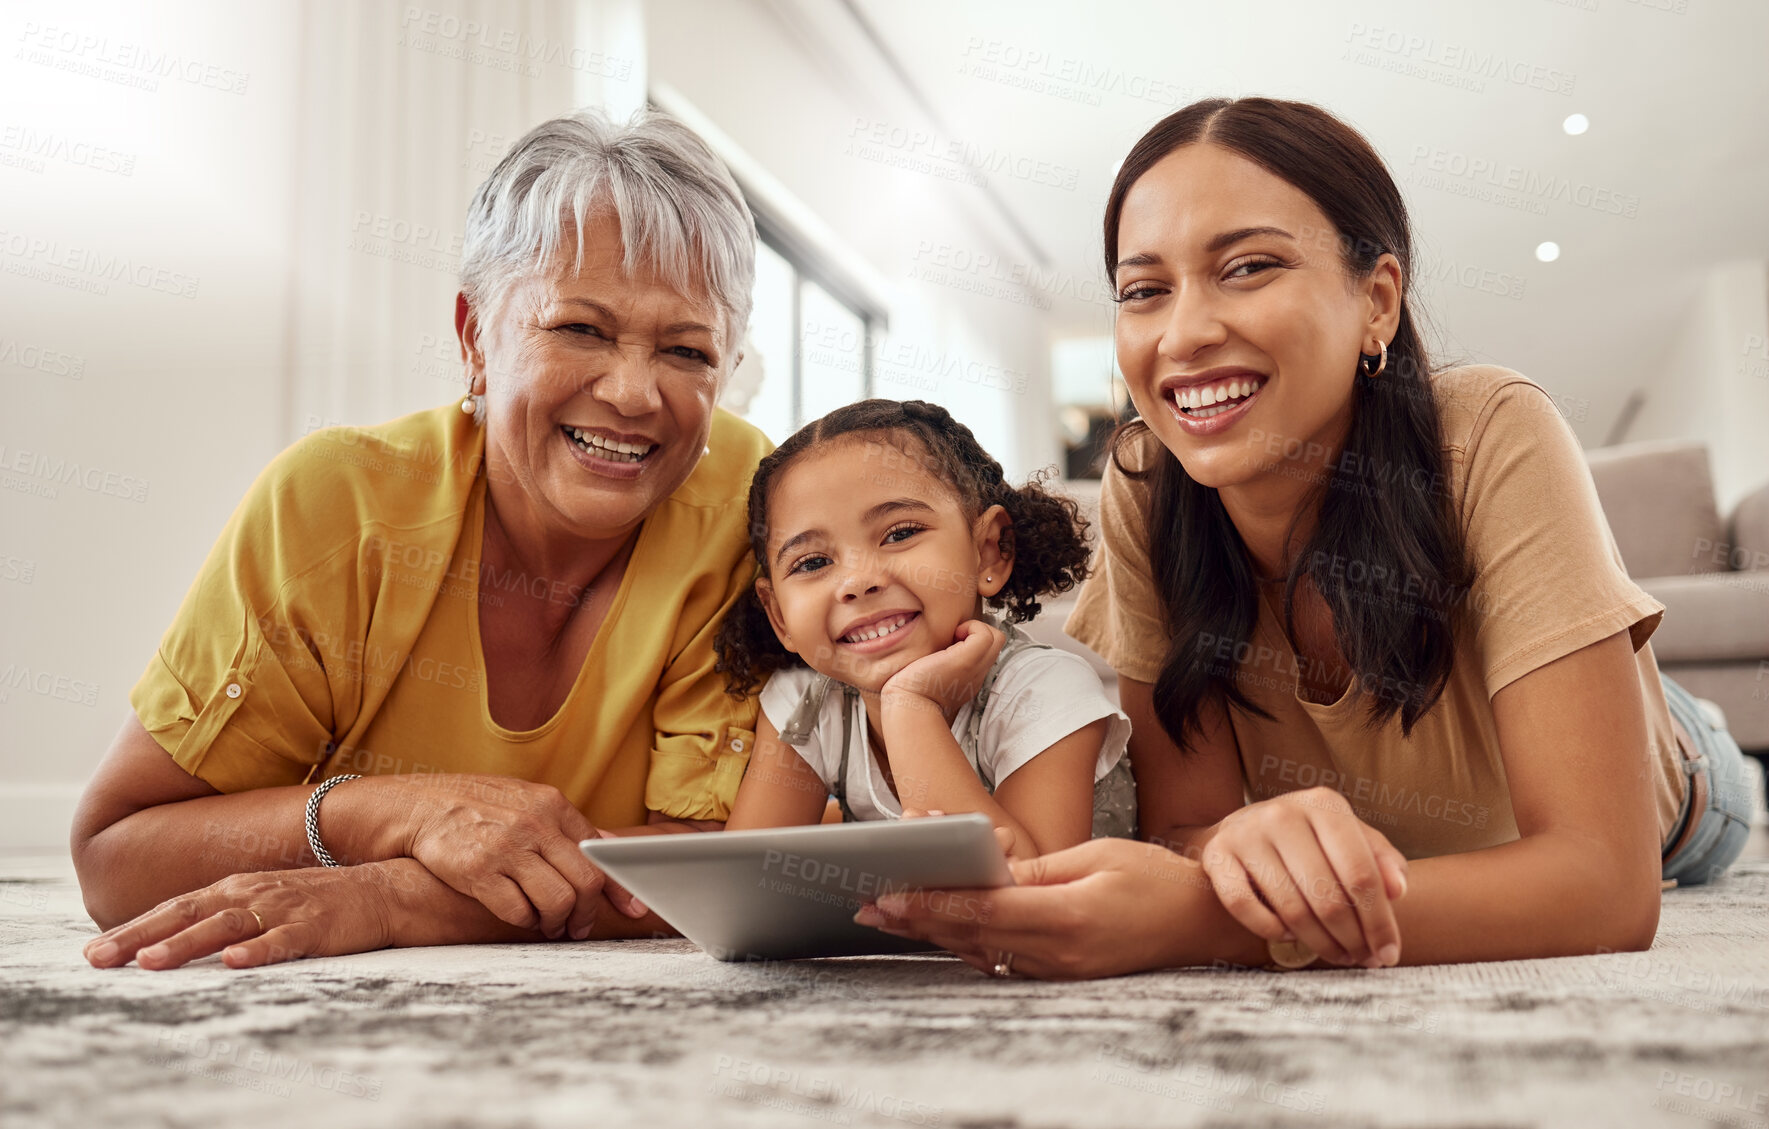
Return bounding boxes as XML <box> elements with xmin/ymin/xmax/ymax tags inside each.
<box><xmin>758</xmin><ymin>647</ymin><xmax>1131</xmax><ymax>823</ymax></box>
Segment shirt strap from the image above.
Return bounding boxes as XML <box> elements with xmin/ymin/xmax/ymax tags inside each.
<box><xmin>832</xmin><ymin>684</ymin><xmax>860</xmax><ymax>823</ymax></box>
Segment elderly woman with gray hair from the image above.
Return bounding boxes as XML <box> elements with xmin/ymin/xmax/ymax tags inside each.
<box><xmin>72</xmin><ymin>109</ymin><xmax>771</xmax><ymax>969</ymax></box>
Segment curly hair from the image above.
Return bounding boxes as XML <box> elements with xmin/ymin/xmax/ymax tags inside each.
<box><xmin>715</xmin><ymin>399</ymin><xmax>1092</xmax><ymax>698</ymax></box>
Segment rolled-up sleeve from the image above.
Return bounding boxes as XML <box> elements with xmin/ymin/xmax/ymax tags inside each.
<box><xmin>130</xmin><ymin>457</ymin><xmax>343</xmax><ymax>792</ymax></box>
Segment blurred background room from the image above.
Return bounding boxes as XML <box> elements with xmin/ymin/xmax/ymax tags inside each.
<box><xmin>4</xmin><ymin>0</ymin><xmax>1767</xmax><ymax>849</ymax></box>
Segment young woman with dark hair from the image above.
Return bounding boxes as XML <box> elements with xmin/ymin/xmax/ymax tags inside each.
<box><xmin>857</xmin><ymin>98</ymin><xmax>1753</xmax><ymax>979</ymax></box>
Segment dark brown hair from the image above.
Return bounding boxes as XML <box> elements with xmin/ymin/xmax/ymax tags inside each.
<box><xmin>715</xmin><ymin>399</ymin><xmax>1091</xmax><ymax>697</ymax></box>
<box><xmin>1105</xmin><ymin>97</ymin><xmax>1472</xmax><ymax>745</ymax></box>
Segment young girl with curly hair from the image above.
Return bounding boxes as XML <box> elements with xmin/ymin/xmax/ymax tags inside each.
<box><xmin>714</xmin><ymin>399</ymin><xmax>1135</xmax><ymax>859</ymax></box>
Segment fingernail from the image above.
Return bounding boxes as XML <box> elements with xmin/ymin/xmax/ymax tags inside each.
<box><xmin>140</xmin><ymin>944</ymin><xmax>167</xmax><ymax>962</ymax></box>
<box><xmin>89</xmin><ymin>941</ymin><xmax>116</xmax><ymax>964</ymax></box>
<box><xmin>876</xmin><ymin>894</ymin><xmax>907</xmax><ymax>915</ymax></box>
<box><xmin>1378</xmin><ymin>943</ymin><xmax>1399</xmax><ymax>967</ymax></box>
<box><xmin>926</xmin><ymin>810</ymin><xmax>945</xmax><ymax>817</ymax></box>
<box><xmin>570</xmin><ymin>924</ymin><xmax>591</xmax><ymax>941</ymax></box>
<box><xmin>853</xmin><ymin>906</ymin><xmax>883</xmax><ymax>927</ymax></box>
<box><xmin>628</xmin><ymin>897</ymin><xmax>647</xmax><ymax>918</ymax></box>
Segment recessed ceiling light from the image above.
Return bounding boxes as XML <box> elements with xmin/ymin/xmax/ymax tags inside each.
<box><xmin>1563</xmin><ymin>113</ymin><xmax>1589</xmax><ymax>135</ymax></box>
<box><xmin>1535</xmin><ymin>241</ymin><xmax>1561</xmax><ymax>263</ymax></box>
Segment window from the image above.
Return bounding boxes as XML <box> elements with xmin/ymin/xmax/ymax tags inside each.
<box><xmin>798</xmin><ymin>276</ymin><xmax>866</xmax><ymax>424</ymax></box>
<box><xmin>730</xmin><ymin>222</ymin><xmax>883</xmax><ymax>444</ymax></box>
<box><xmin>742</xmin><ymin>240</ymin><xmax>797</xmax><ymax>442</ymax></box>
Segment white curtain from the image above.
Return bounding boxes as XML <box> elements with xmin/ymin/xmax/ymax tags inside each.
<box><xmin>280</xmin><ymin>0</ymin><xmax>645</xmax><ymax>439</ymax></box>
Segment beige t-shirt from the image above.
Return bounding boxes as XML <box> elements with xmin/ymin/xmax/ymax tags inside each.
<box><xmin>1067</xmin><ymin>365</ymin><xmax>1687</xmax><ymax>858</ymax></box>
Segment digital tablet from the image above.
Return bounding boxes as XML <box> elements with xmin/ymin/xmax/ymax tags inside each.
<box><xmin>579</xmin><ymin>814</ymin><xmax>1013</xmax><ymax>961</ymax></box>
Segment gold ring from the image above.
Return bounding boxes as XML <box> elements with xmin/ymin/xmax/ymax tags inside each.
<box><xmin>1267</xmin><ymin>937</ymin><xmax>1316</xmax><ymax>970</ymax></box>
<box><xmin>246</xmin><ymin>908</ymin><xmax>266</xmax><ymax>934</ymax></box>
<box><xmin>990</xmin><ymin>952</ymin><xmax>1015</xmax><ymax>978</ymax></box>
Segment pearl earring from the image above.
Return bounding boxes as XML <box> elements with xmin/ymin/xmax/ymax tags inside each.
<box><xmin>460</xmin><ymin>396</ymin><xmax>476</xmax><ymax>414</ymax></box>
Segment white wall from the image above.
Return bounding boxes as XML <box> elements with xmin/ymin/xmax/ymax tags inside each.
<box><xmin>1633</xmin><ymin>260</ymin><xmax>1769</xmax><ymax>514</ymax></box>
<box><xmin>2</xmin><ymin>0</ymin><xmax>301</xmax><ymax>844</ymax></box>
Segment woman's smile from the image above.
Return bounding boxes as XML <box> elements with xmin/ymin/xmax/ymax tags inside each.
<box><xmin>1160</xmin><ymin>369</ymin><xmax>1270</xmax><ymax>437</ymax></box>
<box><xmin>559</xmin><ymin>423</ymin><xmax>661</xmax><ymax>480</ymax></box>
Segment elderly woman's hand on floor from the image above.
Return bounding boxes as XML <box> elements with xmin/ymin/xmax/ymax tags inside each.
<box><xmin>83</xmin><ymin>862</ymin><xmax>416</xmax><ymax>971</ymax></box>
<box><xmin>81</xmin><ymin>848</ymin><xmax>654</xmax><ymax>971</ymax></box>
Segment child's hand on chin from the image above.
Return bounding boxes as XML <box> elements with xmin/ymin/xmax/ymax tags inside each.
<box><xmin>881</xmin><ymin>619</ymin><xmax>1007</xmax><ymax>716</ymax></box>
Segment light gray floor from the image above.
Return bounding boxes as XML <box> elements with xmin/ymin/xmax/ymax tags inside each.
<box><xmin>3</xmin><ymin>832</ymin><xmax>1766</xmax><ymax>1129</ymax></box>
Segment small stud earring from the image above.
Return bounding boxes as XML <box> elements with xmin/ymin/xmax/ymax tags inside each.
<box><xmin>704</xmin><ymin>446</ymin><xmax>711</xmax><ymax>457</ymax></box>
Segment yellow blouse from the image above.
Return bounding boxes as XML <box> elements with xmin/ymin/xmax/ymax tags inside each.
<box><xmin>131</xmin><ymin>403</ymin><xmax>771</xmax><ymax>827</ymax></box>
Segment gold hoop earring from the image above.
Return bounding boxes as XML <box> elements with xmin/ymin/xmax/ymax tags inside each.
<box><xmin>1359</xmin><ymin>339</ymin><xmax>1388</xmax><ymax>378</ymax></box>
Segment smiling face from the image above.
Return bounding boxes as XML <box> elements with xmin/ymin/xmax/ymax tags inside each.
<box><xmin>459</xmin><ymin>209</ymin><xmax>733</xmax><ymax>545</ymax></box>
<box><xmin>1112</xmin><ymin>142</ymin><xmax>1397</xmax><ymax>491</ymax></box>
<box><xmin>755</xmin><ymin>436</ymin><xmax>1010</xmax><ymax>693</ymax></box>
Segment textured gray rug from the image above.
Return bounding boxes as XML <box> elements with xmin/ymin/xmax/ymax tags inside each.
<box><xmin>3</xmin><ymin>851</ymin><xmax>1766</xmax><ymax>1129</ymax></box>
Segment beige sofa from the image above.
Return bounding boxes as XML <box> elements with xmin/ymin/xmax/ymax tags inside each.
<box><xmin>1585</xmin><ymin>440</ymin><xmax>1769</xmax><ymax>753</ymax></box>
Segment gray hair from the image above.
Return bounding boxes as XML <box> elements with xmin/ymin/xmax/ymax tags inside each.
<box><xmin>460</xmin><ymin>107</ymin><xmax>756</xmax><ymax>355</ymax></box>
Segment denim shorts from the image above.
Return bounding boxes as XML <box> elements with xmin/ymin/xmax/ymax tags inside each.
<box><xmin>1659</xmin><ymin>674</ymin><xmax>1755</xmax><ymax>887</ymax></box>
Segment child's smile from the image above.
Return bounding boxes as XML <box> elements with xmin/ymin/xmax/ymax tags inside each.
<box><xmin>837</xmin><ymin>609</ymin><xmax>921</xmax><ymax>653</ymax></box>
